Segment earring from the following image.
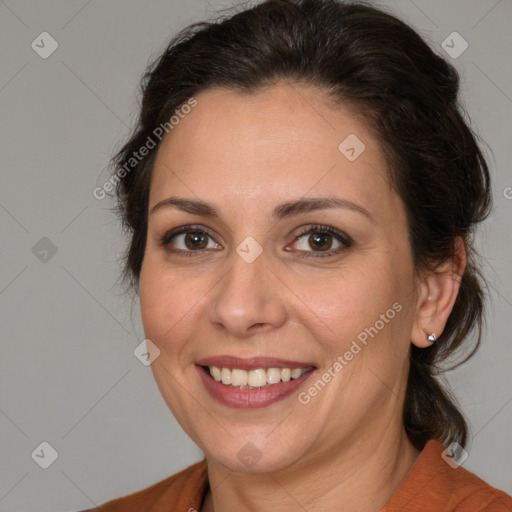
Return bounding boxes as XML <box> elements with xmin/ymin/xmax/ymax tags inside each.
<box><xmin>426</xmin><ymin>332</ymin><xmax>437</xmax><ymax>343</ymax></box>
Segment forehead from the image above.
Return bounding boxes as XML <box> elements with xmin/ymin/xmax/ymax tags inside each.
<box><xmin>150</xmin><ymin>83</ymin><xmax>394</xmax><ymax>216</ymax></box>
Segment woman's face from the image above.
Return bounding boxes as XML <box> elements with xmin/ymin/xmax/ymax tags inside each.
<box><xmin>139</xmin><ymin>83</ymin><xmax>422</xmax><ymax>472</ymax></box>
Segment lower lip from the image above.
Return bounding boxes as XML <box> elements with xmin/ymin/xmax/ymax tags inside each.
<box><xmin>196</xmin><ymin>365</ymin><xmax>315</xmax><ymax>408</ymax></box>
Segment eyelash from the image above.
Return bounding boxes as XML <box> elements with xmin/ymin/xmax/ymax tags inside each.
<box><xmin>159</xmin><ymin>225</ymin><xmax>218</xmax><ymax>258</ymax></box>
<box><xmin>159</xmin><ymin>224</ymin><xmax>353</xmax><ymax>259</ymax></box>
<box><xmin>292</xmin><ymin>224</ymin><xmax>353</xmax><ymax>258</ymax></box>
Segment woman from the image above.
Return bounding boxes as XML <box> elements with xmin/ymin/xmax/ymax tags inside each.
<box><xmin>87</xmin><ymin>0</ymin><xmax>512</xmax><ymax>510</ymax></box>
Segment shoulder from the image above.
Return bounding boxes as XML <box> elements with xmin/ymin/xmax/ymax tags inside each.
<box><xmin>384</xmin><ymin>440</ymin><xmax>512</xmax><ymax>512</ymax></box>
<box><xmin>78</xmin><ymin>458</ymin><xmax>208</xmax><ymax>512</ymax></box>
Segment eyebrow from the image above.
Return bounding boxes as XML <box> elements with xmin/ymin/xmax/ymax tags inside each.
<box><xmin>150</xmin><ymin>196</ymin><xmax>372</xmax><ymax>221</ymax></box>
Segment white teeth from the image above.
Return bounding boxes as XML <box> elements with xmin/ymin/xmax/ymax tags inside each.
<box><xmin>221</xmin><ymin>367</ymin><xmax>232</xmax><ymax>385</ymax></box>
<box><xmin>231</xmin><ymin>368</ymin><xmax>248</xmax><ymax>387</ymax></box>
<box><xmin>206</xmin><ymin>365</ymin><xmax>311</xmax><ymax>388</ymax></box>
<box><xmin>210</xmin><ymin>366</ymin><xmax>221</xmax><ymax>381</ymax></box>
<box><xmin>248</xmin><ymin>368</ymin><xmax>266</xmax><ymax>387</ymax></box>
<box><xmin>266</xmin><ymin>368</ymin><xmax>281</xmax><ymax>384</ymax></box>
<box><xmin>290</xmin><ymin>368</ymin><xmax>303</xmax><ymax>379</ymax></box>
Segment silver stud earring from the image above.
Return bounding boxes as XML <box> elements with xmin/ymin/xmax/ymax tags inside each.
<box><xmin>426</xmin><ymin>332</ymin><xmax>437</xmax><ymax>343</ymax></box>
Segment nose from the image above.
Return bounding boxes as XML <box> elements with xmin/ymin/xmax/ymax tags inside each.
<box><xmin>208</xmin><ymin>248</ymin><xmax>288</xmax><ymax>337</ymax></box>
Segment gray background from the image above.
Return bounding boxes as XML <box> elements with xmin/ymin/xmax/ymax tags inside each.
<box><xmin>0</xmin><ymin>1</ymin><xmax>510</xmax><ymax>511</ymax></box>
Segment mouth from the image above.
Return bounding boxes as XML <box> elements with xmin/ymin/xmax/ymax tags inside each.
<box><xmin>199</xmin><ymin>365</ymin><xmax>314</xmax><ymax>389</ymax></box>
<box><xmin>195</xmin><ymin>356</ymin><xmax>317</xmax><ymax>408</ymax></box>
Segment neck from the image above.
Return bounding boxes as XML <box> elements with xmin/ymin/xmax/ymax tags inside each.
<box><xmin>201</xmin><ymin>427</ymin><xmax>421</xmax><ymax>512</ymax></box>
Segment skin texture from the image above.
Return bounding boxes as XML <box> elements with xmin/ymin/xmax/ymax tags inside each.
<box><xmin>139</xmin><ymin>82</ymin><xmax>465</xmax><ymax>511</ymax></box>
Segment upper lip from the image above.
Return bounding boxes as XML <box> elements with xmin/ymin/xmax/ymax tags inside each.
<box><xmin>196</xmin><ymin>355</ymin><xmax>316</xmax><ymax>371</ymax></box>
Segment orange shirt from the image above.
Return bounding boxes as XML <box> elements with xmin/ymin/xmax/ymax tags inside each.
<box><xmin>88</xmin><ymin>440</ymin><xmax>512</xmax><ymax>511</ymax></box>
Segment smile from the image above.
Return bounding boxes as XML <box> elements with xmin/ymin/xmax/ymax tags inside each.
<box><xmin>195</xmin><ymin>356</ymin><xmax>317</xmax><ymax>408</ymax></box>
<box><xmin>206</xmin><ymin>366</ymin><xmax>313</xmax><ymax>388</ymax></box>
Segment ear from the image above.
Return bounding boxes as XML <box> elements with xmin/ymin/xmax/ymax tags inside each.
<box><xmin>411</xmin><ymin>237</ymin><xmax>467</xmax><ymax>348</ymax></box>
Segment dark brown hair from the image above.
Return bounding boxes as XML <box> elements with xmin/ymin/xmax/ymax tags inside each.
<box><xmin>111</xmin><ymin>0</ymin><xmax>491</xmax><ymax>450</ymax></box>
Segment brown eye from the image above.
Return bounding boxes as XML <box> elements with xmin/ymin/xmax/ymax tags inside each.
<box><xmin>184</xmin><ymin>231</ymin><xmax>209</xmax><ymax>250</ymax></box>
<box><xmin>161</xmin><ymin>227</ymin><xmax>221</xmax><ymax>254</ymax></box>
<box><xmin>294</xmin><ymin>230</ymin><xmax>342</xmax><ymax>253</ymax></box>
<box><xmin>308</xmin><ymin>233</ymin><xmax>332</xmax><ymax>251</ymax></box>
<box><xmin>290</xmin><ymin>225</ymin><xmax>353</xmax><ymax>258</ymax></box>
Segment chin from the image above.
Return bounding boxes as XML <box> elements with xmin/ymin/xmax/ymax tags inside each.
<box><xmin>201</xmin><ymin>434</ymin><xmax>310</xmax><ymax>474</ymax></box>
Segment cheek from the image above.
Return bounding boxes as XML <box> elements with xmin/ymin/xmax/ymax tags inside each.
<box><xmin>138</xmin><ymin>256</ymin><xmax>212</xmax><ymax>350</ymax></box>
<box><xmin>139</xmin><ymin>259</ymin><xmax>183</xmax><ymax>344</ymax></box>
<box><xmin>299</xmin><ymin>262</ymin><xmax>412</xmax><ymax>370</ymax></box>
<box><xmin>307</xmin><ymin>269</ymin><xmax>398</xmax><ymax>329</ymax></box>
